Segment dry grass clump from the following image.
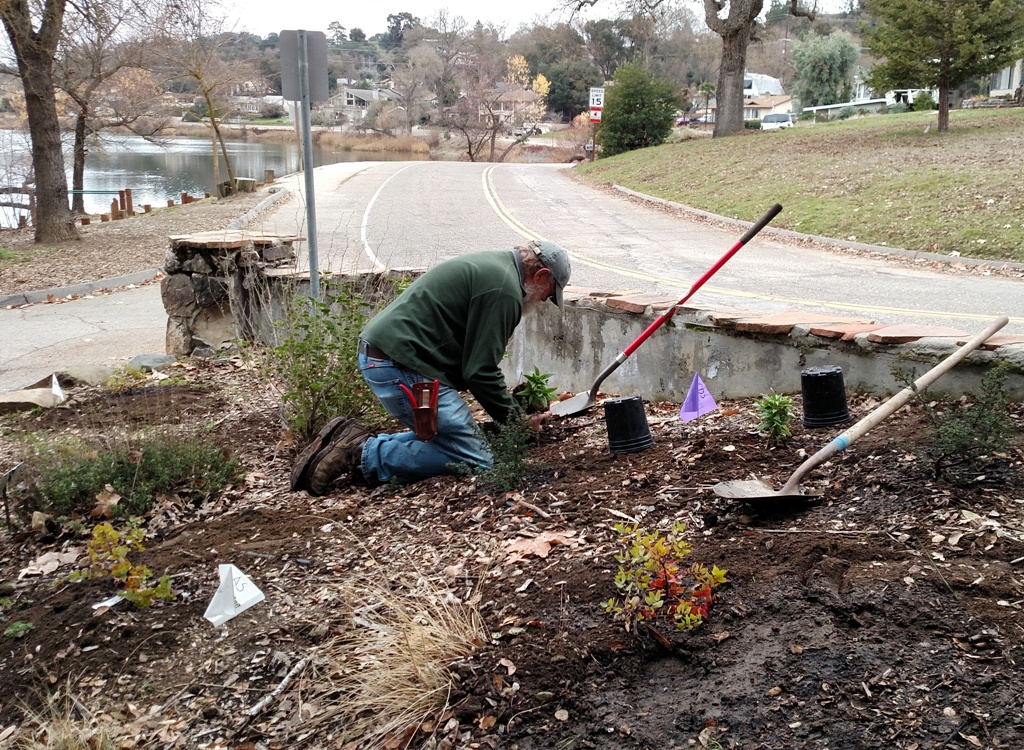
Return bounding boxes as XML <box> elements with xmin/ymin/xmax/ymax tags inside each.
<box><xmin>313</xmin><ymin>132</ymin><xmax>430</xmax><ymax>154</ymax></box>
<box><xmin>13</xmin><ymin>688</ymin><xmax>119</xmax><ymax>749</ymax></box>
<box><xmin>297</xmin><ymin>576</ymin><xmax>486</xmax><ymax>748</ymax></box>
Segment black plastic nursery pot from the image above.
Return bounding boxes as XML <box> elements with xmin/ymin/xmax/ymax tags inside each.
<box><xmin>800</xmin><ymin>365</ymin><xmax>851</xmax><ymax>428</ymax></box>
<box><xmin>604</xmin><ymin>395</ymin><xmax>654</xmax><ymax>454</ymax></box>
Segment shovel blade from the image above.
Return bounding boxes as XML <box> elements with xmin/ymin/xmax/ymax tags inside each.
<box><xmin>550</xmin><ymin>391</ymin><xmax>594</xmax><ymax>417</ymax></box>
<box><xmin>712</xmin><ymin>479</ymin><xmax>801</xmax><ymax>500</ymax></box>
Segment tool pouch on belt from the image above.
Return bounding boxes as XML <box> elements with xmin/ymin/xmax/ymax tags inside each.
<box><xmin>400</xmin><ymin>380</ymin><xmax>439</xmax><ymax>441</ymax></box>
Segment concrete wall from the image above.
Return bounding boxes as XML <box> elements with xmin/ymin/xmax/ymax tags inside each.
<box><xmin>242</xmin><ymin>271</ymin><xmax>1024</xmax><ymax>403</ymax></box>
<box><xmin>504</xmin><ymin>295</ymin><xmax>1024</xmax><ymax>403</ymax></box>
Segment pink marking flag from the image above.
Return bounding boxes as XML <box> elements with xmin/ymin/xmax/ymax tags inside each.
<box><xmin>679</xmin><ymin>373</ymin><xmax>717</xmax><ymax>422</ymax></box>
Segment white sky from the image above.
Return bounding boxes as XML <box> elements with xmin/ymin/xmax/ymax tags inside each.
<box><xmin>225</xmin><ymin>1</ymin><xmax>849</xmax><ymax>41</ymax></box>
<box><xmin>225</xmin><ymin>1</ymin><xmax>582</xmax><ymax>39</ymax></box>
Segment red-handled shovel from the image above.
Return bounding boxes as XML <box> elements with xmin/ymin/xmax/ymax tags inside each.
<box><xmin>550</xmin><ymin>203</ymin><xmax>783</xmax><ymax>418</ymax></box>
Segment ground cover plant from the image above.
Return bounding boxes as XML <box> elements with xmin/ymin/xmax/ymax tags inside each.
<box><xmin>0</xmin><ymin>358</ymin><xmax>1022</xmax><ymax>749</ymax></box>
<box><xmin>578</xmin><ymin>108</ymin><xmax>1024</xmax><ymax>263</ymax></box>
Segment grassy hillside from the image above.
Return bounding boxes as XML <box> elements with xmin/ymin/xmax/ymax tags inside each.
<box><xmin>576</xmin><ymin>108</ymin><xmax>1024</xmax><ymax>264</ymax></box>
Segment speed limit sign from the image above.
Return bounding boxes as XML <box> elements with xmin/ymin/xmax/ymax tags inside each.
<box><xmin>589</xmin><ymin>87</ymin><xmax>604</xmax><ymax>123</ymax></box>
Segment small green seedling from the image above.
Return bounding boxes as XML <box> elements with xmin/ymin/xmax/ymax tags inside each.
<box><xmin>754</xmin><ymin>389</ymin><xmax>794</xmax><ymax>445</ymax></box>
<box><xmin>4</xmin><ymin>621</ymin><xmax>33</xmax><ymax>638</ymax></box>
<box><xmin>515</xmin><ymin>367</ymin><xmax>557</xmax><ymax>412</ymax></box>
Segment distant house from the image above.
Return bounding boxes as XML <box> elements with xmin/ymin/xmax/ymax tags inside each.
<box><xmin>232</xmin><ymin>95</ymin><xmax>285</xmax><ymax>116</ymax></box>
<box><xmin>744</xmin><ymin>73</ymin><xmax>785</xmax><ymax>97</ymax></box>
<box><xmin>479</xmin><ymin>87</ymin><xmax>542</xmax><ymax>127</ymax></box>
<box><xmin>318</xmin><ymin>87</ymin><xmax>399</xmax><ymax>127</ymax></box>
<box><xmin>742</xmin><ymin>94</ymin><xmax>794</xmax><ymax>121</ymax></box>
<box><xmin>990</xmin><ymin>59</ymin><xmax>1023</xmax><ymax>97</ymax></box>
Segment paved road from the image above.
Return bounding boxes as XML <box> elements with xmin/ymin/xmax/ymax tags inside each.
<box><xmin>3</xmin><ymin>161</ymin><xmax>1022</xmax><ymax>393</ymax></box>
<box><xmin>248</xmin><ymin>161</ymin><xmax>1024</xmax><ymax>334</ymax></box>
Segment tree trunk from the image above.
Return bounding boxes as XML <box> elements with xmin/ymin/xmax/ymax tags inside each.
<box><xmin>938</xmin><ymin>83</ymin><xmax>949</xmax><ymax>133</ymax></box>
<box><xmin>2</xmin><ymin>0</ymin><xmax>78</xmax><ymax>242</ymax></box>
<box><xmin>704</xmin><ymin>0</ymin><xmax>764</xmax><ymax>138</ymax></box>
<box><xmin>714</xmin><ymin>29</ymin><xmax>751</xmax><ymax>136</ymax></box>
<box><xmin>204</xmin><ymin>89</ymin><xmax>235</xmax><ymax>192</ymax></box>
<box><xmin>72</xmin><ymin>109</ymin><xmax>88</xmax><ymax>214</ymax></box>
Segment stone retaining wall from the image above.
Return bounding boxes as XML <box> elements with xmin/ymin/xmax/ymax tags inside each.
<box><xmin>161</xmin><ymin>231</ymin><xmax>301</xmax><ymax>357</ymax></box>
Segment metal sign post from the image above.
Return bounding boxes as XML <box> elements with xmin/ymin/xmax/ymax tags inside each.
<box><xmin>589</xmin><ymin>87</ymin><xmax>604</xmax><ymax>162</ymax></box>
<box><xmin>281</xmin><ymin>30</ymin><xmax>329</xmax><ymax>299</ymax></box>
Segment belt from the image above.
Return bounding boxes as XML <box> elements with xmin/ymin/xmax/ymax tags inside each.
<box><xmin>358</xmin><ymin>340</ymin><xmax>389</xmax><ymax>360</ymax></box>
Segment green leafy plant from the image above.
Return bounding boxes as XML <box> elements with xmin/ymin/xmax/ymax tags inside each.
<box><xmin>753</xmin><ymin>390</ymin><xmax>795</xmax><ymax>445</ymax></box>
<box><xmin>603</xmin><ymin>521</ymin><xmax>728</xmax><ymax>633</ymax></box>
<box><xmin>263</xmin><ymin>284</ymin><xmax>386</xmax><ymax>443</ymax></box>
<box><xmin>3</xmin><ymin>620</ymin><xmax>33</xmax><ymax>638</ymax></box>
<box><xmin>29</xmin><ymin>433</ymin><xmax>239</xmax><ymax>516</ymax></box>
<box><xmin>896</xmin><ymin>362</ymin><xmax>1017</xmax><ymax>479</ymax></box>
<box><xmin>0</xmin><ymin>247</ymin><xmax>15</xmax><ymax>261</ymax></box>
<box><xmin>514</xmin><ymin>367</ymin><xmax>557</xmax><ymax>412</ymax></box>
<box><xmin>103</xmin><ymin>365</ymin><xmax>148</xmax><ymax>393</ymax></box>
<box><xmin>913</xmin><ymin>90</ymin><xmax>937</xmax><ymax>110</ymax></box>
<box><xmin>482</xmin><ymin>412</ymin><xmax>537</xmax><ymax>491</ymax></box>
<box><xmin>68</xmin><ymin>519</ymin><xmax>174</xmax><ymax>608</ymax></box>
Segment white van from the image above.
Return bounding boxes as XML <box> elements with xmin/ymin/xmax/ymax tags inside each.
<box><xmin>760</xmin><ymin>113</ymin><xmax>794</xmax><ymax>131</ymax></box>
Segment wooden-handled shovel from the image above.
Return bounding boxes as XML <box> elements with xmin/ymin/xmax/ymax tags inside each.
<box><xmin>713</xmin><ymin>315</ymin><xmax>1009</xmax><ymax>502</ymax></box>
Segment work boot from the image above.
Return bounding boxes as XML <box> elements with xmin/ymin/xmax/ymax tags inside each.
<box><xmin>307</xmin><ymin>421</ymin><xmax>373</xmax><ymax>496</ymax></box>
<box><xmin>290</xmin><ymin>417</ymin><xmax>353</xmax><ymax>493</ymax></box>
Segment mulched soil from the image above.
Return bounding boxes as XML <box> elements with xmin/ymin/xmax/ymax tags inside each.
<box><xmin>0</xmin><ymin>358</ymin><xmax>1022</xmax><ymax>749</ymax></box>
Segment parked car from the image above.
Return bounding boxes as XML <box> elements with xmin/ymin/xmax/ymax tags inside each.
<box><xmin>760</xmin><ymin>113</ymin><xmax>794</xmax><ymax>130</ymax></box>
<box><xmin>512</xmin><ymin>125</ymin><xmax>541</xmax><ymax>137</ymax></box>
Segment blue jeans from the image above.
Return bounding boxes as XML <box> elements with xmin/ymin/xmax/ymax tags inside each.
<box><xmin>358</xmin><ymin>347</ymin><xmax>494</xmax><ymax>484</ymax></box>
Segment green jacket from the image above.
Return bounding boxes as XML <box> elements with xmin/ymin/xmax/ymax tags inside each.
<box><xmin>362</xmin><ymin>251</ymin><xmax>523</xmax><ymax>424</ymax></box>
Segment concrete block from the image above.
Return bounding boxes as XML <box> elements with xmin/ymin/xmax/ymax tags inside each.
<box><xmin>606</xmin><ymin>294</ymin><xmax>680</xmax><ymax>314</ymax></box>
<box><xmin>866</xmin><ymin>324</ymin><xmax>968</xmax><ymax>344</ymax></box>
<box><xmin>809</xmin><ymin>323</ymin><xmax>887</xmax><ymax>341</ymax></box>
<box><xmin>736</xmin><ymin>311</ymin><xmax>873</xmax><ymax>335</ymax></box>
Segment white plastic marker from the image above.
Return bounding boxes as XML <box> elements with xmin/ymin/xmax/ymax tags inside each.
<box><xmin>51</xmin><ymin>374</ymin><xmax>65</xmax><ymax>403</ymax></box>
<box><xmin>204</xmin><ymin>564</ymin><xmax>266</xmax><ymax>627</ymax></box>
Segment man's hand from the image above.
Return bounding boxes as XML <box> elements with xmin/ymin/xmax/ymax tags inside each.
<box><xmin>529</xmin><ymin>411</ymin><xmax>553</xmax><ymax>431</ymax></box>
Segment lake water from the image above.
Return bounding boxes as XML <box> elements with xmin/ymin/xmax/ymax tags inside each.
<box><xmin>0</xmin><ymin>130</ymin><xmax>427</xmax><ymax>227</ymax></box>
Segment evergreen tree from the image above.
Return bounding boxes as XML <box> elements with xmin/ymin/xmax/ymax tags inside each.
<box><xmin>598</xmin><ymin>62</ymin><xmax>682</xmax><ymax>157</ymax></box>
<box><xmin>865</xmin><ymin>0</ymin><xmax>1024</xmax><ymax>131</ymax></box>
<box><xmin>543</xmin><ymin>59</ymin><xmax>603</xmax><ymax>119</ymax></box>
<box><xmin>792</xmin><ymin>31</ymin><xmax>858</xmax><ymax>107</ymax></box>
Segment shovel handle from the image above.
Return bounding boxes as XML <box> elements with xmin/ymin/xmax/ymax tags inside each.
<box><xmin>780</xmin><ymin>315</ymin><xmax>1009</xmax><ymax>494</ymax></box>
<box><xmin>621</xmin><ymin>203</ymin><xmax>783</xmax><ymax>358</ymax></box>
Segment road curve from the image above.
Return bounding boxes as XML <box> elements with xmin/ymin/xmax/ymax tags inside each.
<box><xmin>247</xmin><ymin>161</ymin><xmax>1024</xmax><ymax>334</ymax></box>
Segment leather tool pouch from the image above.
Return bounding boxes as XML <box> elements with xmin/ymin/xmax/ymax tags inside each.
<box><xmin>401</xmin><ymin>380</ymin><xmax>439</xmax><ymax>441</ymax></box>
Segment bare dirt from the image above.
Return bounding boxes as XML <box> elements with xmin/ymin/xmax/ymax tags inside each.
<box><xmin>1</xmin><ymin>359</ymin><xmax>1022</xmax><ymax>749</ymax></box>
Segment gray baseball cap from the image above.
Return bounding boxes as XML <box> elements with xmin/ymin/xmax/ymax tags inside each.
<box><xmin>531</xmin><ymin>240</ymin><xmax>572</xmax><ymax>308</ymax></box>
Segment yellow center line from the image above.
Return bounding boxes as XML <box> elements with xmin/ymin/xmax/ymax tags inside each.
<box><xmin>481</xmin><ymin>166</ymin><xmax>1011</xmax><ymax>325</ymax></box>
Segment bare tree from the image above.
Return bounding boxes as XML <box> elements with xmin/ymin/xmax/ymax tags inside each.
<box><xmin>443</xmin><ymin>50</ymin><xmax>532</xmax><ymax>162</ymax></box>
<box><xmin>57</xmin><ymin>0</ymin><xmax>168</xmax><ymax>213</ymax></box>
<box><xmin>567</xmin><ymin>0</ymin><xmax>816</xmax><ymax>136</ymax></box>
<box><xmin>156</xmin><ymin>0</ymin><xmax>258</xmax><ymax>194</ymax></box>
<box><xmin>381</xmin><ymin>43</ymin><xmax>442</xmax><ymax>133</ymax></box>
<box><xmin>0</xmin><ymin>0</ymin><xmax>77</xmax><ymax>241</ymax></box>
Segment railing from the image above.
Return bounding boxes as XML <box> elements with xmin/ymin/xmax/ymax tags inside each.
<box><xmin>0</xmin><ymin>186</ymin><xmax>34</xmax><ymax>228</ymax></box>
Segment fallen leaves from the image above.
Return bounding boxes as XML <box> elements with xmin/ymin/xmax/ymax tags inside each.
<box><xmin>18</xmin><ymin>548</ymin><xmax>81</xmax><ymax>579</ymax></box>
<box><xmin>503</xmin><ymin>530</ymin><xmax>577</xmax><ymax>565</ymax></box>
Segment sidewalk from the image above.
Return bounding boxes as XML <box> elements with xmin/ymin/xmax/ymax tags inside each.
<box><xmin>0</xmin><ymin>281</ymin><xmax>166</xmax><ymax>393</ymax></box>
